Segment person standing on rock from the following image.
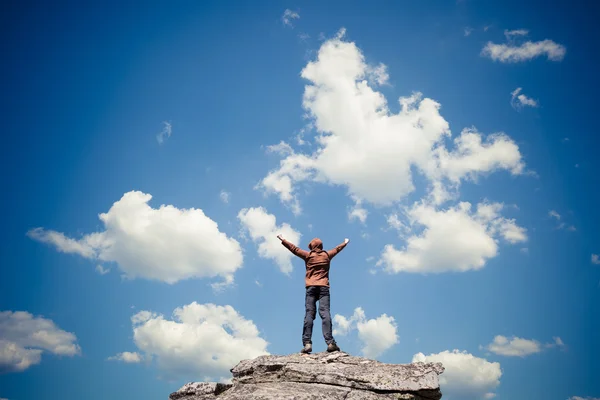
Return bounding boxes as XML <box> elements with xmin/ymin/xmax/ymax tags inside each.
<box><xmin>277</xmin><ymin>234</ymin><xmax>350</xmax><ymax>354</ymax></box>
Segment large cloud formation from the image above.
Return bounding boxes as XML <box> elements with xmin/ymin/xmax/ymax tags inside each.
<box><xmin>126</xmin><ymin>303</ymin><xmax>269</xmax><ymax>381</ymax></box>
<box><xmin>28</xmin><ymin>191</ymin><xmax>243</xmax><ymax>286</ymax></box>
<box><xmin>258</xmin><ymin>29</ymin><xmax>525</xmax><ymax>215</ymax></box>
<box><xmin>0</xmin><ymin>311</ymin><xmax>81</xmax><ymax>373</ymax></box>
<box><xmin>413</xmin><ymin>350</ymin><xmax>502</xmax><ymax>399</ymax></box>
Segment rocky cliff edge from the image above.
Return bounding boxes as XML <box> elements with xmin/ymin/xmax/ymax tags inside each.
<box><xmin>169</xmin><ymin>351</ymin><xmax>444</xmax><ymax>400</ymax></box>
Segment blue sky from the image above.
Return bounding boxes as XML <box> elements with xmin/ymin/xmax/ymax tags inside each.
<box><xmin>1</xmin><ymin>1</ymin><xmax>599</xmax><ymax>399</ymax></box>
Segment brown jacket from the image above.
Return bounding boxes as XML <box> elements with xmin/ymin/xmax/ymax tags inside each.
<box><xmin>281</xmin><ymin>237</ymin><xmax>347</xmax><ymax>287</ymax></box>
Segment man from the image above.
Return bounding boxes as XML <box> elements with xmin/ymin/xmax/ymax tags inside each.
<box><xmin>277</xmin><ymin>234</ymin><xmax>349</xmax><ymax>354</ymax></box>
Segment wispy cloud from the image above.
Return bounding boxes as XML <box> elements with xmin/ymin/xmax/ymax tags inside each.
<box><xmin>511</xmin><ymin>88</ymin><xmax>539</xmax><ymax>110</ymax></box>
<box><xmin>548</xmin><ymin>210</ymin><xmax>561</xmax><ymax>220</ymax></box>
<box><xmin>96</xmin><ymin>265</ymin><xmax>110</xmax><ymax>275</ymax></box>
<box><xmin>548</xmin><ymin>210</ymin><xmax>576</xmax><ymax>232</ymax></box>
<box><xmin>464</xmin><ymin>27</ymin><xmax>473</xmax><ymax>37</ymax></box>
<box><xmin>281</xmin><ymin>9</ymin><xmax>299</xmax><ymax>27</ymax></box>
<box><xmin>219</xmin><ymin>190</ymin><xmax>230</xmax><ymax>204</ymax></box>
<box><xmin>482</xmin><ymin>30</ymin><xmax>566</xmax><ymax>62</ymax></box>
<box><xmin>107</xmin><ymin>351</ymin><xmax>142</xmax><ymax>363</ymax></box>
<box><xmin>156</xmin><ymin>121</ymin><xmax>172</xmax><ymax>144</ymax></box>
<box><xmin>592</xmin><ymin>254</ymin><xmax>600</xmax><ymax>265</ymax></box>
<box><xmin>504</xmin><ymin>29</ymin><xmax>529</xmax><ymax>39</ymax></box>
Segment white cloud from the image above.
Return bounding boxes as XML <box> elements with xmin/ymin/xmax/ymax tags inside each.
<box><xmin>95</xmin><ymin>264</ymin><xmax>110</xmax><ymax>275</ymax></box>
<box><xmin>348</xmin><ymin>198</ymin><xmax>368</xmax><ymax>224</ymax></box>
<box><xmin>108</xmin><ymin>351</ymin><xmax>142</xmax><ymax>363</ymax></box>
<box><xmin>592</xmin><ymin>254</ymin><xmax>600</xmax><ymax>265</ymax></box>
<box><xmin>511</xmin><ymin>88</ymin><xmax>539</xmax><ymax>110</ymax></box>
<box><xmin>412</xmin><ymin>350</ymin><xmax>502</xmax><ymax>399</ymax></box>
<box><xmin>258</xmin><ymin>31</ymin><xmax>525</xmax><ymax>212</ymax></box>
<box><xmin>156</xmin><ymin>121</ymin><xmax>172</xmax><ymax>144</ymax></box>
<box><xmin>377</xmin><ymin>201</ymin><xmax>526</xmax><ymax>274</ymax></box>
<box><xmin>482</xmin><ymin>38</ymin><xmax>566</xmax><ymax>62</ymax></box>
<box><xmin>237</xmin><ymin>207</ymin><xmax>301</xmax><ymax>274</ymax></box>
<box><xmin>281</xmin><ymin>9</ymin><xmax>299</xmax><ymax>27</ymax></box>
<box><xmin>28</xmin><ymin>191</ymin><xmax>243</xmax><ymax>286</ymax></box>
<box><xmin>386</xmin><ymin>213</ymin><xmax>410</xmax><ymax>236</ymax></box>
<box><xmin>0</xmin><ymin>311</ymin><xmax>81</xmax><ymax>373</ymax></box>
<box><xmin>130</xmin><ymin>302</ymin><xmax>269</xmax><ymax>380</ymax></box>
<box><xmin>333</xmin><ymin>307</ymin><xmax>398</xmax><ymax>358</ymax></box>
<box><xmin>219</xmin><ymin>190</ymin><xmax>230</xmax><ymax>204</ymax></box>
<box><xmin>26</xmin><ymin>228</ymin><xmax>96</xmax><ymax>258</ymax></box>
<box><xmin>266</xmin><ymin>140</ymin><xmax>295</xmax><ymax>156</ymax></box>
<box><xmin>549</xmin><ymin>210</ymin><xmax>561</xmax><ymax>220</ymax></box>
<box><xmin>464</xmin><ymin>27</ymin><xmax>474</xmax><ymax>36</ymax></box>
<box><xmin>482</xmin><ymin>335</ymin><xmax>565</xmax><ymax>357</ymax></box>
<box><xmin>483</xmin><ymin>335</ymin><xmax>541</xmax><ymax>357</ymax></box>
<box><xmin>504</xmin><ymin>29</ymin><xmax>529</xmax><ymax>39</ymax></box>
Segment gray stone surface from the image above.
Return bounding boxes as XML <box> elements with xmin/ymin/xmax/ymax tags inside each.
<box><xmin>169</xmin><ymin>352</ymin><xmax>444</xmax><ymax>400</ymax></box>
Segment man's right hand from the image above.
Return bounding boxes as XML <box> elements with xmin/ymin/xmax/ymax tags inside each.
<box><xmin>344</xmin><ymin>238</ymin><xmax>350</xmax><ymax>244</ymax></box>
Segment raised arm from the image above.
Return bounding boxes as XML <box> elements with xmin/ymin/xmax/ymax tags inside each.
<box><xmin>327</xmin><ymin>238</ymin><xmax>349</xmax><ymax>260</ymax></box>
<box><xmin>278</xmin><ymin>234</ymin><xmax>310</xmax><ymax>260</ymax></box>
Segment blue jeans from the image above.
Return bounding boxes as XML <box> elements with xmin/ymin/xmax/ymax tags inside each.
<box><xmin>303</xmin><ymin>286</ymin><xmax>335</xmax><ymax>345</ymax></box>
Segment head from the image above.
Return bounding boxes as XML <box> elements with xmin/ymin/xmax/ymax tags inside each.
<box><xmin>308</xmin><ymin>238</ymin><xmax>323</xmax><ymax>250</ymax></box>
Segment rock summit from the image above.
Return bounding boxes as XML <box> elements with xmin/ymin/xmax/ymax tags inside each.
<box><xmin>169</xmin><ymin>351</ymin><xmax>444</xmax><ymax>399</ymax></box>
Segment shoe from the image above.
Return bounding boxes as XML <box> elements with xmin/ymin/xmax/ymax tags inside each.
<box><xmin>327</xmin><ymin>342</ymin><xmax>340</xmax><ymax>352</ymax></box>
<box><xmin>300</xmin><ymin>343</ymin><xmax>312</xmax><ymax>354</ymax></box>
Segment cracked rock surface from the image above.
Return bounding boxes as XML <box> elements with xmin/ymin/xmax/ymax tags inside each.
<box><xmin>169</xmin><ymin>352</ymin><xmax>444</xmax><ymax>400</ymax></box>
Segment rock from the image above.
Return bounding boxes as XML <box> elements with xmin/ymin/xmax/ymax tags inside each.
<box><xmin>169</xmin><ymin>351</ymin><xmax>444</xmax><ymax>400</ymax></box>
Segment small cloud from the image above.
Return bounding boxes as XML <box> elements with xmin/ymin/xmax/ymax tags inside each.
<box><xmin>548</xmin><ymin>210</ymin><xmax>561</xmax><ymax>220</ymax></box>
<box><xmin>298</xmin><ymin>33</ymin><xmax>310</xmax><ymax>42</ymax></box>
<box><xmin>266</xmin><ymin>141</ymin><xmax>294</xmax><ymax>156</ymax></box>
<box><xmin>156</xmin><ymin>121</ymin><xmax>172</xmax><ymax>144</ymax></box>
<box><xmin>348</xmin><ymin>200</ymin><xmax>368</xmax><ymax>224</ymax></box>
<box><xmin>520</xmin><ymin>247</ymin><xmax>529</xmax><ymax>254</ymax></box>
<box><xmin>96</xmin><ymin>265</ymin><xmax>110</xmax><ymax>275</ymax></box>
<box><xmin>511</xmin><ymin>88</ymin><xmax>539</xmax><ymax>110</ymax></box>
<box><xmin>504</xmin><ymin>29</ymin><xmax>529</xmax><ymax>39</ymax></box>
<box><xmin>281</xmin><ymin>9</ymin><xmax>299</xmax><ymax>27</ymax></box>
<box><xmin>219</xmin><ymin>190</ymin><xmax>230</xmax><ymax>204</ymax></box>
<box><xmin>483</xmin><ymin>25</ymin><xmax>492</xmax><ymax>32</ymax></box>
<box><xmin>333</xmin><ymin>307</ymin><xmax>398</xmax><ymax>358</ymax></box>
<box><xmin>546</xmin><ymin>336</ymin><xmax>565</xmax><ymax>348</ymax></box>
<box><xmin>549</xmin><ymin>210</ymin><xmax>576</xmax><ymax>232</ymax></box>
<box><xmin>483</xmin><ymin>335</ymin><xmax>564</xmax><ymax>357</ymax></box>
<box><xmin>464</xmin><ymin>27</ymin><xmax>474</xmax><ymax>36</ymax></box>
<box><xmin>254</xmin><ymin>280</ymin><xmax>263</xmax><ymax>287</ymax></box>
<box><xmin>562</xmin><ymin>137</ymin><xmax>570</xmax><ymax>142</ymax></box>
<box><xmin>592</xmin><ymin>254</ymin><xmax>600</xmax><ymax>265</ymax></box>
<box><xmin>482</xmin><ymin>32</ymin><xmax>566</xmax><ymax>62</ymax></box>
<box><xmin>107</xmin><ymin>351</ymin><xmax>142</xmax><ymax>363</ymax></box>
